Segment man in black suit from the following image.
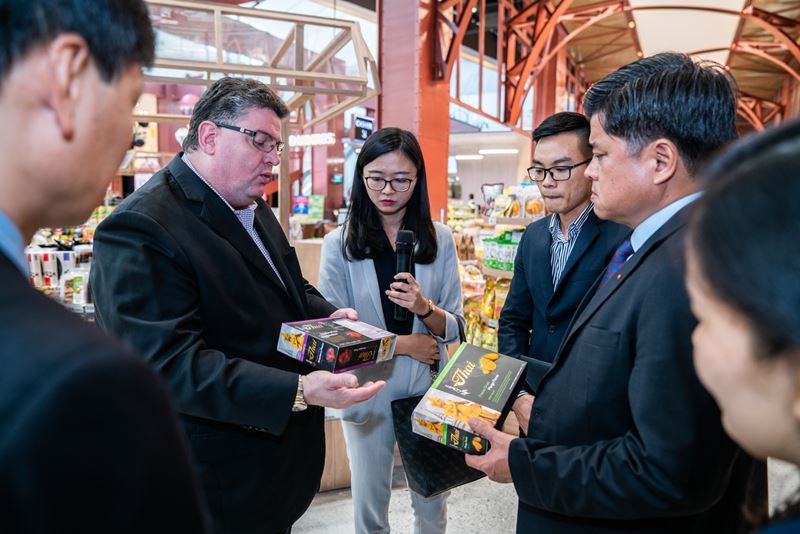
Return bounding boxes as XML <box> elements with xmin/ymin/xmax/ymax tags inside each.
<box><xmin>499</xmin><ymin>112</ymin><xmax>627</xmax><ymax>430</ymax></box>
<box><xmin>0</xmin><ymin>1</ymin><xmax>209</xmax><ymax>532</ymax></box>
<box><xmin>467</xmin><ymin>53</ymin><xmax>754</xmax><ymax>533</ymax></box>
<box><xmin>90</xmin><ymin>77</ymin><xmax>384</xmax><ymax>534</ymax></box>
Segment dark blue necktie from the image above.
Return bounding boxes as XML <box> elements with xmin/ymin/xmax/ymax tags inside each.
<box><xmin>598</xmin><ymin>238</ymin><xmax>633</xmax><ymax>289</ymax></box>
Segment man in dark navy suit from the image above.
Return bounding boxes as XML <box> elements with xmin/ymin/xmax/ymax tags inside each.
<box><xmin>0</xmin><ymin>1</ymin><xmax>209</xmax><ymax>532</ymax></box>
<box><xmin>468</xmin><ymin>53</ymin><xmax>757</xmax><ymax>533</ymax></box>
<box><xmin>499</xmin><ymin>112</ymin><xmax>628</xmax><ymax>431</ymax></box>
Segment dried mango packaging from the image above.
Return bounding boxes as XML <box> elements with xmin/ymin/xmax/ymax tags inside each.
<box><xmin>412</xmin><ymin>343</ymin><xmax>526</xmax><ymax>454</ymax></box>
<box><xmin>277</xmin><ymin>318</ymin><xmax>396</xmax><ymax>373</ymax></box>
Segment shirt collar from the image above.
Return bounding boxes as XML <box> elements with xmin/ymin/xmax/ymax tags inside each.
<box><xmin>549</xmin><ymin>202</ymin><xmax>594</xmax><ymax>242</ymax></box>
<box><xmin>0</xmin><ymin>210</ymin><xmax>28</xmax><ymax>276</ymax></box>
<box><xmin>631</xmin><ymin>192</ymin><xmax>702</xmax><ymax>252</ymax></box>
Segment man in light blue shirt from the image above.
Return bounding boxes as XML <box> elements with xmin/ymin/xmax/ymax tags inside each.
<box><xmin>467</xmin><ymin>52</ymin><xmax>759</xmax><ymax>534</ymax></box>
<box><xmin>0</xmin><ymin>1</ymin><xmax>210</xmax><ymax>532</ymax></box>
<box><xmin>0</xmin><ymin>210</ymin><xmax>26</xmax><ymax>276</ymax></box>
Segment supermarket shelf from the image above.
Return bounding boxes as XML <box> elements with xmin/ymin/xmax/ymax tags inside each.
<box><xmin>487</xmin><ymin>216</ymin><xmax>537</xmax><ymax>226</ymax></box>
<box><xmin>480</xmin><ymin>312</ymin><xmax>499</xmax><ymax>329</ymax></box>
<box><xmin>482</xmin><ymin>266</ymin><xmax>514</xmax><ymax>279</ymax></box>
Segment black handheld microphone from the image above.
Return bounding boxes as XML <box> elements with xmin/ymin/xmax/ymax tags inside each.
<box><xmin>394</xmin><ymin>230</ymin><xmax>416</xmax><ymax>322</ymax></box>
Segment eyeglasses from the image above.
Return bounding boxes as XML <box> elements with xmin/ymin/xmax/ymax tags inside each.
<box><xmin>364</xmin><ymin>176</ymin><xmax>415</xmax><ymax>192</ymax></box>
<box><xmin>526</xmin><ymin>158</ymin><xmax>591</xmax><ymax>182</ymax></box>
<box><xmin>214</xmin><ymin>122</ymin><xmax>284</xmax><ymax>154</ymax></box>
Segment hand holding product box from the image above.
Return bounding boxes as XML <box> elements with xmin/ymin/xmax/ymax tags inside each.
<box><xmin>412</xmin><ymin>343</ymin><xmax>526</xmax><ymax>454</ymax></box>
<box><xmin>277</xmin><ymin>317</ymin><xmax>397</xmax><ymax>373</ymax></box>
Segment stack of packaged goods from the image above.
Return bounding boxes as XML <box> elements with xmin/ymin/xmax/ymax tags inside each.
<box><xmin>452</xmin><ymin>184</ymin><xmax>546</xmax><ymax>351</ymax></box>
<box><xmin>464</xmin><ymin>277</ymin><xmax>510</xmax><ymax>351</ymax></box>
<box><xmin>457</xmin><ymin>228</ymin><xmax>524</xmax><ymax>351</ymax></box>
<box><xmin>482</xmin><ymin>229</ymin><xmax>522</xmax><ymax>273</ymax></box>
<box><xmin>25</xmin><ymin>204</ymin><xmax>114</xmax><ymax>318</ymax></box>
<box><xmin>486</xmin><ymin>183</ymin><xmax>546</xmax><ymax>221</ymax></box>
<box><xmin>447</xmin><ymin>203</ymin><xmax>479</xmax><ymax>233</ymax></box>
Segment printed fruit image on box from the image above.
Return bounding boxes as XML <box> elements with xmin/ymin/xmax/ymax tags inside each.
<box><xmin>412</xmin><ymin>343</ymin><xmax>526</xmax><ymax>454</ymax></box>
<box><xmin>277</xmin><ymin>317</ymin><xmax>396</xmax><ymax>373</ymax></box>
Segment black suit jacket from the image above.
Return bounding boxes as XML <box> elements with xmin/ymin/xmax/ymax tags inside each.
<box><xmin>90</xmin><ymin>155</ymin><xmax>337</xmax><ymax>534</ymax></box>
<box><xmin>0</xmin><ymin>254</ymin><xmax>209</xmax><ymax>533</ymax></box>
<box><xmin>508</xmin><ymin>205</ymin><xmax>751</xmax><ymax>533</ymax></box>
<box><xmin>498</xmin><ymin>211</ymin><xmax>628</xmax><ymax>392</ymax></box>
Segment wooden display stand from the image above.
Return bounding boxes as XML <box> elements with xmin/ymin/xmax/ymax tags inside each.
<box><xmin>319</xmin><ymin>417</ymin><xmax>351</xmax><ymax>492</ymax></box>
<box><xmin>294</xmin><ymin>238</ymin><xmax>324</xmax><ymax>287</ymax></box>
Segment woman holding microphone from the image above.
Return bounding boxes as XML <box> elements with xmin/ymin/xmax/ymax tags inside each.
<box><xmin>319</xmin><ymin>127</ymin><xmax>464</xmax><ymax>534</ymax></box>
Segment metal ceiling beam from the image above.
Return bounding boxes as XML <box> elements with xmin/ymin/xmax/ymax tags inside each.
<box><xmin>437</xmin><ymin>0</ymin><xmax>800</xmax><ymax>129</ymax></box>
<box><xmin>433</xmin><ymin>0</ymin><xmax>478</xmax><ymax>81</ymax></box>
<box><xmin>144</xmin><ymin>0</ymin><xmax>380</xmax><ymax>129</ymax></box>
<box><xmin>505</xmin><ymin>0</ymin><xmax>577</xmax><ymax>125</ymax></box>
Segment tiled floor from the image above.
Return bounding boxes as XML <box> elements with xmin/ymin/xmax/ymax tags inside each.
<box><xmin>295</xmin><ymin>458</ymin><xmax>798</xmax><ymax>533</ymax></box>
<box><xmin>295</xmin><ymin>464</ymin><xmax>517</xmax><ymax>533</ymax></box>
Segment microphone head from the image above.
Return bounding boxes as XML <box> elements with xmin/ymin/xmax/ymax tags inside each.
<box><xmin>396</xmin><ymin>230</ymin><xmax>415</xmax><ymax>247</ymax></box>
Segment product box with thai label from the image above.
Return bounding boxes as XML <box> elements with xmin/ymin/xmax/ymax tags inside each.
<box><xmin>277</xmin><ymin>317</ymin><xmax>397</xmax><ymax>373</ymax></box>
<box><xmin>412</xmin><ymin>343</ymin><xmax>526</xmax><ymax>454</ymax></box>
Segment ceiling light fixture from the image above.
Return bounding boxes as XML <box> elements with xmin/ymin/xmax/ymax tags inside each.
<box><xmin>455</xmin><ymin>154</ymin><xmax>484</xmax><ymax>161</ymax></box>
<box><xmin>478</xmin><ymin>148</ymin><xmax>519</xmax><ymax>155</ymax></box>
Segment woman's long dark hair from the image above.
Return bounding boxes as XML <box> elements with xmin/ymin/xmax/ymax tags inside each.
<box><xmin>342</xmin><ymin>127</ymin><xmax>438</xmax><ymax>264</ymax></box>
<box><xmin>690</xmin><ymin>117</ymin><xmax>800</xmax><ymax>529</ymax></box>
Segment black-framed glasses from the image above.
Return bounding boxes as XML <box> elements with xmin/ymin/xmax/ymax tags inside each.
<box><xmin>215</xmin><ymin>122</ymin><xmax>284</xmax><ymax>154</ymax></box>
<box><xmin>526</xmin><ymin>158</ymin><xmax>591</xmax><ymax>182</ymax></box>
<box><xmin>364</xmin><ymin>176</ymin><xmax>416</xmax><ymax>192</ymax></box>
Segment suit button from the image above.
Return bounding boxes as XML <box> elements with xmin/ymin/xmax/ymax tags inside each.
<box><xmin>548</xmin><ymin>325</ymin><xmax>556</xmax><ymax>333</ymax></box>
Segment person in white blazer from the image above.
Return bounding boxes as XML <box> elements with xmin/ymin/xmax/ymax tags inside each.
<box><xmin>319</xmin><ymin>128</ymin><xmax>464</xmax><ymax>534</ymax></box>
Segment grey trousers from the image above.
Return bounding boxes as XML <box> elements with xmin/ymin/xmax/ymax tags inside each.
<box><xmin>342</xmin><ymin>410</ymin><xmax>448</xmax><ymax>534</ymax></box>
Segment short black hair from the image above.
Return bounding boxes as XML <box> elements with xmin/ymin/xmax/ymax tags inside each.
<box><xmin>0</xmin><ymin>0</ymin><xmax>154</xmax><ymax>85</ymax></box>
<box><xmin>690</xmin><ymin>117</ymin><xmax>800</xmax><ymax>358</ymax></box>
<box><xmin>343</xmin><ymin>127</ymin><xmax>438</xmax><ymax>264</ymax></box>
<box><xmin>183</xmin><ymin>77</ymin><xmax>290</xmax><ymax>152</ymax></box>
<box><xmin>532</xmin><ymin>111</ymin><xmax>591</xmax><ymax>156</ymax></box>
<box><xmin>583</xmin><ymin>52</ymin><xmax>737</xmax><ymax>174</ymax></box>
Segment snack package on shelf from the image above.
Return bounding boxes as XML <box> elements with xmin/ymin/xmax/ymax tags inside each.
<box><xmin>480</xmin><ymin>183</ymin><xmax>505</xmax><ymax>217</ymax></box>
<box><xmin>453</xmin><ymin>233</ymin><xmax>477</xmax><ymax>261</ymax></box>
<box><xmin>524</xmin><ymin>194</ymin><xmax>545</xmax><ymax>218</ymax></box>
<box><xmin>411</xmin><ymin>343</ymin><xmax>526</xmax><ymax>454</ymax></box>
<box><xmin>481</xmin><ymin>277</ymin><xmax>496</xmax><ymax>320</ymax></box>
<box><xmin>465</xmin><ymin>313</ymin><xmax>482</xmax><ymax>346</ymax></box>
<box><xmin>482</xmin><ymin>229</ymin><xmax>522</xmax><ymax>272</ymax></box>
<box><xmin>459</xmin><ymin>261</ymin><xmax>485</xmax><ymax>298</ymax></box>
<box><xmin>484</xmin><ymin>184</ymin><xmax>547</xmax><ymax>222</ymax></box>
<box><xmin>447</xmin><ymin>203</ymin><xmax>480</xmax><ymax>233</ymax></box>
<box><xmin>493</xmin><ymin>279</ymin><xmax>511</xmax><ymax>320</ymax></box>
<box><xmin>277</xmin><ymin>317</ymin><xmax>397</xmax><ymax>373</ymax></box>
<box><xmin>480</xmin><ymin>324</ymin><xmax>498</xmax><ymax>352</ymax></box>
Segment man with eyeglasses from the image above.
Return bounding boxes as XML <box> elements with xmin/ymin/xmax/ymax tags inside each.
<box><xmin>90</xmin><ymin>77</ymin><xmax>384</xmax><ymax>534</ymax></box>
<box><xmin>498</xmin><ymin>112</ymin><xmax>628</xmax><ymax>432</ymax></box>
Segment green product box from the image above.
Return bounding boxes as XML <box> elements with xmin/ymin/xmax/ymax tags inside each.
<box><xmin>411</xmin><ymin>343</ymin><xmax>526</xmax><ymax>454</ymax></box>
<box><xmin>308</xmin><ymin>194</ymin><xmax>325</xmax><ymax>220</ymax></box>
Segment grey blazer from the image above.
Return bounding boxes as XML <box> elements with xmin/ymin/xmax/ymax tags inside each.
<box><xmin>318</xmin><ymin>222</ymin><xmax>465</xmax><ymax>423</ymax></box>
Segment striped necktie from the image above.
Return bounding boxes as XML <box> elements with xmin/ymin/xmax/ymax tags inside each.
<box><xmin>598</xmin><ymin>238</ymin><xmax>633</xmax><ymax>289</ymax></box>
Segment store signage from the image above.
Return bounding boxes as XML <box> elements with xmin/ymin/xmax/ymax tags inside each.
<box><xmin>354</xmin><ymin>115</ymin><xmax>374</xmax><ymax>142</ymax></box>
<box><xmin>293</xmin><ymin>195</ymin><xmax>309</xmax><ymax>214</ymax></box>
<box><xmin>289</xmin><ymin>132</ymin><xmax>337</xmax><ymax>147</ymax></box>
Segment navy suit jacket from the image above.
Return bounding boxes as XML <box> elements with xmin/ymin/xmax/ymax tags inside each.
<box><xmin>507</xmin><ymin>205</ymin><xmax>753</xmax><ymax>533</ymax></box>
<box><xmin>0</xmin><ymin>254</ymin><xmax>209</xmax><ymax>533</ymax></box>
<box><xmin>498</xmin><ymin>210</ymin><xmax>628</xmax><ymax>392</ymax></box>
